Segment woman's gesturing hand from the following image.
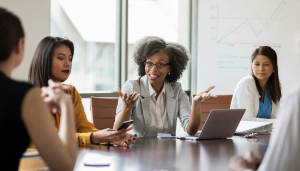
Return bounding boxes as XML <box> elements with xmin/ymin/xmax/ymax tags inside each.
<box><xmin>118</xmin><ymin>88</ymin><xmax>140</xmax><ymax>108</ymax></box>
<box><xmin>193</xmin><ymin>86</ymin><xmax>217</xmax><ymax>103</ymax></box>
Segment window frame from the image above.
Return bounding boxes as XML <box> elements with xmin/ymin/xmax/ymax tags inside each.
<box><xmin>79</xmin><ymin>0</ymin><xmax>192</xmax><ymax>101</ymax></box>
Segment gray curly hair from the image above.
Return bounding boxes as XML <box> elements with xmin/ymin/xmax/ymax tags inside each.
<box><xmin>132</xmin><ymin>36</ymin><xmax>190</xmax><ymax>83</ymax></box>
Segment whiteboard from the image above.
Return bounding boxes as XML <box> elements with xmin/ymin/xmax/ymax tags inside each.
<box><xmin>197</xmin><ymin>0</ymin><xmax>300</xmax><ymax>98</ymax></box>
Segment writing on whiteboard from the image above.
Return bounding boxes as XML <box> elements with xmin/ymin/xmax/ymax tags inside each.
<box><xmin>217</xmin><ymin>55</ymin><xmax>251</xmax><ymax>70</ymax></box>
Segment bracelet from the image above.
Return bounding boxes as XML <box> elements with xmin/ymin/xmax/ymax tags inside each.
<box><xmin>90</xmin><ymin>132</ymin><xmax>94</xmax><ymax>144</ymax></box>
<box><xmin>78</xmin><ymin>133</ymin><xmax>81</xmax><ymax>147</ymax></box>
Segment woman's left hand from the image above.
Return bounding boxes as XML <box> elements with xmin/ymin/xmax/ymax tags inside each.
<box><xmin>193</xmin><ymin>86</ymin><xmax>217</xmax><ymax>103</ymax></box>
<box><xmin>111</xmin><ymin>127</ymin><xmax>137</xmax><ymax>147</ymax></box>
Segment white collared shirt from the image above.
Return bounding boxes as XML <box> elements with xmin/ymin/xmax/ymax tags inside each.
<box><xmin>145</xmin><ymin>82</ymin><xmax>169</xmax><ymax>136</ymax></box>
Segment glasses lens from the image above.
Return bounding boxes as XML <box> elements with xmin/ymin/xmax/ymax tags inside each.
<box><xmin>146</xmin><ymin>62</ymin><xmax>153</xmax><ymax>68</ymax></box>
<box><xmin>145</xmin><ymin>62</ymin><xmax>165</xmax><ymax>69</ymax></box>
<box><xmin>156</xmin><ymin>63</ymin><xmax>164</xmax><ymax>68</ymax></box>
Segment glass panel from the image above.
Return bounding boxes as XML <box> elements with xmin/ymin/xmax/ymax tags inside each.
<box><xmin>127</xmin><ymin>0</ymin><xmax>190</xmax><ymax>91</ymax></box>
<box><xmin>51</xmin><ymin>0</ymin><xmax>118</xmax><ymax>92</ymax></box>
<box><xmin>81</xmin><ymin>98</ymin><xmax>92</xmax><ymax>123</ymax></box>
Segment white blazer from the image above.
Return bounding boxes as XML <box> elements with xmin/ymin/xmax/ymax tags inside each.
<box><xmin>230</xmin><ymin>75</ymin><xmax>279</xmax><ymax>122</ymax></box>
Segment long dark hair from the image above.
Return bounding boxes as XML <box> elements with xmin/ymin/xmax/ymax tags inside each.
<box><xmin>28</xmin><ymin>36</ymin><xmax>74</xmax><ymax>87</ymax></box>
<box><xmin>0</xmin><ymin>7</ymin><xmax>24</xmax><ymax>62</ymax></box>
<box><xmin>251</xmin><ymin>46</ymin><xmax>281</xmax><ymax>104</ymax></box>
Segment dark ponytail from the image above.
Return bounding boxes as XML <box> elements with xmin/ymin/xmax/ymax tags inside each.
<box><xmin>0</xmin><ymin>7</ymin><xmax>24</xmax><ymax>62</ymax></box>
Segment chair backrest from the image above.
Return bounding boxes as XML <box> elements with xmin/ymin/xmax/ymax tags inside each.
<box><xmin>90</xmin><ymin>97</ymin><xmax>118</xmax><ymax>130</ymax></box>
<box><xmin>192</xmin><ymin>94</ymin><xmax>233</xmax><ymax>130</ymax></box>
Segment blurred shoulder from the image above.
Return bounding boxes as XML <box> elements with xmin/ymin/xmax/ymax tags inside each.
<box><xmin>286</xmin><ymin>87</ymin><xmax>300</xmax><ymax>100</ymax></box>
<box><xmin>240</xmin><ymin>75</ymin><xmax>255</xmax><ymax>83</ymax></box>
<box><xmin>123</xmin><ymin>77</ymin><xmax>143</xmax><ymax>90</ymax></box>
<box><xmin>8</xmin><ymin>78</ymin><xmax>34</xmax><ymax>92</ymax></box>
<box><xmin>123</xmin><ymin>79</ymin><xmax>136</xmax><ymax>86</ymax></box>
<box><xmin>169</xmin><ymin>81</ymin><xmax>182</xmax><ymax>89</ymax></box>
<box><xmin>5</xmin><ymin>79</ymin><xmax>34</xmax><ymax>98</ymax></box>
<box><xmin>238</xmin><ymin>75</ymin><xmax>256</xmax><ymax>87</ymax></box>
<box><xmin>168</xmin><ymin>81</ymin><xmax>184</xmax><ymax>95</ymax></box>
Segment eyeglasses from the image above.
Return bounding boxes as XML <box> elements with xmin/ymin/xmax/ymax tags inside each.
<box><xmin>144</xmin><ymin>62</ymin><xmax>170</xmax><ymax>69</ymax></box>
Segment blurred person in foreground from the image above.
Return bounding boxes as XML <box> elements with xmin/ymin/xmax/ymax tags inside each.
<box><xmin>229</xmin><ymin>87</ymin><xmax>300</xmax><ymax>171</ymax></box>
<box><xmin>0</xmin><ymin>7</ymin><xmax>77</xmax><ymax>171</ymax></box>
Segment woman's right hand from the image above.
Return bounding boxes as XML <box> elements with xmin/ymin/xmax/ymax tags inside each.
<box><xmin>118</xmin><ymin>88</ymin><xmax>140</xmax><ymax>108</ymax></box>
<box><xmin>92</xmin><ymin>128</ymin><xmax>128</xmax><ymax>144</ymax></box>
<box><xmin>228</xmin><ymin>151</ymin><xmax>262</xmax><ymax>171</ymax></box>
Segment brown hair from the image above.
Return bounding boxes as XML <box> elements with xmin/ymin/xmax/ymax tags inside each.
<box><xmin>0</xmin><ymin>7</ymin><xmax>24</xmax><ymax>62</ymax></box>
<box><xmin>28</xmin><ymin>36</ymin><xmax>74</xmax><ymax>87</ymax></box>
<box><xmin>251</xmin><ymin>46</ymin><xmax>281</xmax><ymax>104</ymax></box>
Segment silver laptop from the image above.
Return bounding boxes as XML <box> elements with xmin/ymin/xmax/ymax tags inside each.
<box><xmin>179</xmin><ymin>109</ymin><xmax>245</xmax><ymax>140</ymax></box>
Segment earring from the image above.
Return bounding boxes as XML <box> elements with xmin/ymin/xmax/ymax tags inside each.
<box><xmin>168</xmin><ymin>72</ymin><xmax>170</xmax><ymax>75</ymax></box>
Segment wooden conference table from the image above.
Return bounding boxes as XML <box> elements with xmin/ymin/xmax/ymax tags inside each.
<box><xmin>19</xmin><ymin>134</ymin><xmax>271</xmax><ymax>171</ymax></box>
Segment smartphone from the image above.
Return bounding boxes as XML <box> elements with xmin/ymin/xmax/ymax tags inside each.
<box><xmin>116</xmin><ymin>120</ymin><xmax>134</xmax><ymax>130</ymax></box>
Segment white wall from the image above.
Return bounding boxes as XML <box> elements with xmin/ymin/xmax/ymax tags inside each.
<box><xmin>197</xmin><ymin>0</ymin><xmax>300</xmax><ymax>99</ymax></box>
<box><xmin>0</xmin><ymin>0</ymin><xmax>51</xmax><ymax>81</ymax></box>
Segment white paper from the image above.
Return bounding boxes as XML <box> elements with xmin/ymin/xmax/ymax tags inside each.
<box><xmin>235</xmin><ymin>121</ymin><xmax>273</xmax><ymax>133</ymax></box>
<box><xmin>157</xmin><ymin>133</ymin><xmax>176</xmax><ymax>139</ymax></box>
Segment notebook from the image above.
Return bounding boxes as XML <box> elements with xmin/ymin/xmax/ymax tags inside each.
<box><xmin>235</xmin><ymin>121</ymin><xmax>273</xmax><ymax>134</ymax></box>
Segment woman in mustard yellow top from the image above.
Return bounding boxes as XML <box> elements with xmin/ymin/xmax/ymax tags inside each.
<box><xmin>28</xmin><ymin>36</ymin><xmax>136</xmax><ymax>146</ymax></box>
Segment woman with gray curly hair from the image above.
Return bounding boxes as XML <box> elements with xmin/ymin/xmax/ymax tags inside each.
<box><xmin>113</xmin><ymin>36</ymin><xmax>216</xmax><ymax>137</ymax></box>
